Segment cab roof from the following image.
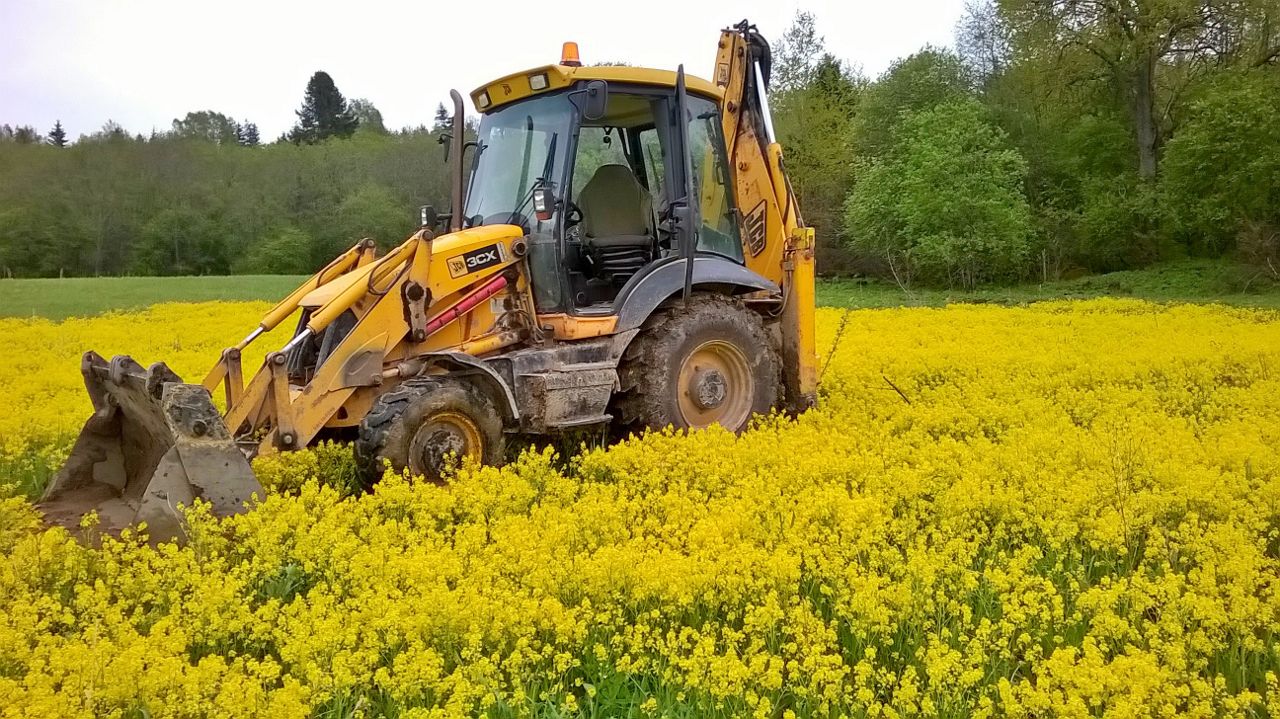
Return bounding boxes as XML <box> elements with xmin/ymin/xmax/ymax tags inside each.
<box><xmin>471</xmin><ymin>64</ymin><xmax>723</xmax><ymax>114</ymax></box>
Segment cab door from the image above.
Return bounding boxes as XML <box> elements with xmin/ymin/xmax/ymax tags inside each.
<box><xmin>670</xmin><ymin>65</ymin><xmax>702</xmax><ymax>302</ymax></box>
<box><xmin>670</xmin><ymin>66</ymin><xmax>744</xmax><ymax>279</ymax></box>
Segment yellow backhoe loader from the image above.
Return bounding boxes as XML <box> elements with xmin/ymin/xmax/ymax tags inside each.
<box><xmin>39</xmin><ymin>20</ymin><xmax>817</xmax><ymax>541</ymax></box>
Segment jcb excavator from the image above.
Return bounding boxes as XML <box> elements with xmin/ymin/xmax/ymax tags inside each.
<box><xmin>39</xmin><ymin>21</ymin><xmax>817</xmax><ymax>541</ymax></box>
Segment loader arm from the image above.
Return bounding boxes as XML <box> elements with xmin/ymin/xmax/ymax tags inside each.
<box><xmin>201</xmin><ymin>238</ymin><xmax>380</xmax><ymax>406</ymax></box>
<box><xmin>714</xmin><ymin>21</ymin><xmax>817</xmax><ymax>411</ymax></box>
<box><xmin>218</xmin><ymin>224</ymin><xmax>531</xmax><ymax>455</ymax></box>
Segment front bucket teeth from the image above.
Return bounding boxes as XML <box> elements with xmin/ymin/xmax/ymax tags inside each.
<box><xmin>39</xmin><ymin>353</ymin><xmax>262</xmax><ymax>543</ymax></box>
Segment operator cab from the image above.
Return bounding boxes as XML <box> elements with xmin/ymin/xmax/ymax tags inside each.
<box><xmin>463</xmin><ymin>60</ymin><xmax>744</xmax><ymax>316</ymax></box>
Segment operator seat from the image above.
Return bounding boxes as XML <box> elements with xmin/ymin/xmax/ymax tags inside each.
<box><xmin>576</xmin><ymin>164</ymin><xmax>656</xmax><ymax>282</ymax></box>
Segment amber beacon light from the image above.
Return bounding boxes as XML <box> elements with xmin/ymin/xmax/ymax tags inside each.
<box><xmin>561</xmin><ymin>41</ymin><xmax>582</xmax><ymax>66</ymax></box>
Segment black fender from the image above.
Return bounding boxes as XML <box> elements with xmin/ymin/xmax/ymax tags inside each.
<box><xmin>613</xmin><ymin>256</ymin><xmax>781</xmax><ymax>332</ymax></box>
<box><xmin>418</xmin><ymin>351</ymin><xmax>521</xmax><ymax>422</ymax></box>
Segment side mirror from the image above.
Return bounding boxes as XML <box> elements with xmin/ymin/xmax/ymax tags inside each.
<box><xmin>419</xmin><ymin>205</ymin><xmax>438</xmax><ymax>229</ymax></box>
<box><xmin>532</xmin><ymin>188</ymin><xmax>554</xmax><ymax>223</ymax></box>
<box><xmin>438</xmin><ymin>132</ymin><xmax>452</xmax><ymax>162</ymax></box>
<box><xmin>582</xmin><ymin>80</ymin><xmax>608</xmax><ymax>121</ymax></box>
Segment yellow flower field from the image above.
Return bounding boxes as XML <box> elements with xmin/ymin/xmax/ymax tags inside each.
<box><xmin>1</xmin><ymin>299</ymin><xmax>1279</xmax><ymax>718</ymax></box>
<box><xmin>0</xmin><ymin>303</ymin><xmax>292</xmax><ymax>496</ymax></box>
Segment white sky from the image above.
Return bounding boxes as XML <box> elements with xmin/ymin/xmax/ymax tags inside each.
<box><xmin>0</xmin><ymin>0</ymin><xmax>965</xmax><ymax>140</ymax></box>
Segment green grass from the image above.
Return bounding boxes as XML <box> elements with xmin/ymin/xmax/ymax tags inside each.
<box><xmin>818</xmin><ymin>260</ymin><xmax>1280</xmax><ymax>309</ymax></box>
<box><xmin>2</xmin><ymin>261</ymin><xmax>1278</xmax><ymax>320</ymax></box>
<box><xmin>0</xmin><ymin>275</ymin><xmax>306</xmax><ymax>320</ymax></box>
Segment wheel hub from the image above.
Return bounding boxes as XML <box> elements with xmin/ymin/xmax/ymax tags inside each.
<box><xmin>407</xmin><ymin>410</ymin><xmax>483</xmax><ymax>480</ymax></box>
<box><xmin>691</xmin><ymin>368</ymin><xmax>727</xmax><ymax>409</ymax></box>
<box><xmin>676</xmin><ymin>339</ymin><xmax>754</xmax><ymax>430</ymax></box>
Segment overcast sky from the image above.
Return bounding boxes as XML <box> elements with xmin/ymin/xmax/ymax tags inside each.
<box><xmin>1</xmin><ymin>0</ymin><xmax>966</xmax><ymax>140</ymax></box>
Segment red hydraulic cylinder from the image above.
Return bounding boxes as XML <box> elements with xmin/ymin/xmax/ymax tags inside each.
<box><xmin>422</xmin><ymin>274</ymin><xmax>510</xmax><ymax>337</ymax></box>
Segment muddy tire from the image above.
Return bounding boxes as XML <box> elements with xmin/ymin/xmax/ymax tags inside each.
<box><xmin>354</xmin><ymin>376</ymin><xmax>505</xmax><ymax>485</ymax></box>
<box><xmin>616</xmin><ymin>294</ymin><xmax>779</xmax><ymax>434</ymax></box>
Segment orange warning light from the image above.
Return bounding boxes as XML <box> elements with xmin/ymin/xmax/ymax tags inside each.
<box><xmin>561</xmin><ymin>41</ymin><xmax>582</xmax><ymax>67</ymax></box>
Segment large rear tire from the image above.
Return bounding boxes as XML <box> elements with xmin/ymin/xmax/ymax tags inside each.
<box><xmin>355</xmin><ymin>376</ymin><xmax>505</xmax><ymax>485</ymax></box>
<box><xmin>616</xmin><ymin>294</ymin><xmax>778</xmax><ymax>434</ymax></box>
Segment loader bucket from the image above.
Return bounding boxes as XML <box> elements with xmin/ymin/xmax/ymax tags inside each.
<box><xmin>38</xmin><ymin>352</ymin><xmax>262</xmax><ymax>543</ymax></box>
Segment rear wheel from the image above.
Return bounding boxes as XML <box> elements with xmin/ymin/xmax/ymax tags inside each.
<box><xmin>617</xmin><ymin>294</ymin><xmax>778</xmax><ymax>433</ymax></box>
<box><xmin>355</xmin><ymin>376</ymin><xmax>505</xmax><ymax>484</ymax></box>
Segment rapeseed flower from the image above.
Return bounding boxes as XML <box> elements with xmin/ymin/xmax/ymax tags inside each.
<box><xmin>0</xmin><ymin>298</ymin><xmax>1277</xmax><ymax>717</ymax></box>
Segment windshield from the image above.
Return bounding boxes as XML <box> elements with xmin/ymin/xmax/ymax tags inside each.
<box><xmin>464</xmin><ymin>93</ymin><xmax>574</xmax><ymax>228</ymax></box>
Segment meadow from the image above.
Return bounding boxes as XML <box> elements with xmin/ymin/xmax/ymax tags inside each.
<box><xmin>0</xmin><ymin>295</ymin><xmax>1279</xmax><ymax>717</ymax></box>
<box><xmin>0</xmin><ymin>275</ymin><xmax>305</xmax><ymax>320</ymax></box>
<box><xmin>3</xmin><ymin>260</ymin><xmax>1278</xmax><ymax>320</ymax></box>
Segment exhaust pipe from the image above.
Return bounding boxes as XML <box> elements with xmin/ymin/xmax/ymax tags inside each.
<box><xmin>449</xmin><ymin>89</ymin><xmax>466</xmax><ymax>232</ymax></box>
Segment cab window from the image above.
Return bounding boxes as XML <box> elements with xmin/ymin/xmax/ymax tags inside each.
<box><xmin>684</xmin><ymin>95</ymin><xmax>743</xmax><ymax>261</ymax></box>
<box><xmin>637</xmin><ymin>127</ymin><xmax>666</xmax><ymax>201</ymax></box>
<box><xmin>572</xmin><ymin>127</ymin><xmax>631</xmax><ymax>196</ymax></box>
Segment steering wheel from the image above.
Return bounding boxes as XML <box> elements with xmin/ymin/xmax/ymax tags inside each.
<box><xmin>565</xmin><ymin>201</ymin><xmax>583</xmax><ymax>227</ymax></box>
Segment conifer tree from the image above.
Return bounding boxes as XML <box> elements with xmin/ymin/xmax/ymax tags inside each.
<box><xmin>47</xmin><ymin>120</ymin><xmax>67</xmax><ymax>147</ymax></box>
<box><xmin>287</xmin><ymin>71</ymin><xmax>359</xmax><ymax>144</ymax></box>
<box><xmin>237</xmin><ymin>121</ymin><xmax>260</xmax><ymax>147</ymax></box>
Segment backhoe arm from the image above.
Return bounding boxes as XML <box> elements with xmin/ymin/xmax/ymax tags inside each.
<box><xmin>714</xmin><ymin>21</ymin><xmax>817</xmax><ymax>411</ymax></box>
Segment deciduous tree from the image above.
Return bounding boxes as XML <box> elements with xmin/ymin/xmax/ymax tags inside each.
<box><xmin>846</xmin><ymin>99</ymin><xmax>1032</xmax><ymax>287</ymax></box>
<box><xmin>171</xmin><ymin>111</ymin><xmax>239</xmax><ymax>144</ymax></box>
<box><xmin>350</xmin><ymin>99</ymin><xmax>387</xmax><ymax>134</ymax></box>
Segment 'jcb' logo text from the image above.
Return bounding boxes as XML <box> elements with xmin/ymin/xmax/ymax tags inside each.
<box><xmin>447</xmin><ymin>243</ymin><xmax>505</xmax><ymax>278</ymax></box>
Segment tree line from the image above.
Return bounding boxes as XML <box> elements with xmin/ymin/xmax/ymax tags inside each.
<box><xmin>773</xmin><ymin>0</ymin><xmax>1280</xmax><ymax>286</ymax></box>
<box><xmin>2</xmin><ymin>4</ymin><xmax>1278</xmax><ymax>285</ymax></box>
<box><xmin>0</xmin><ymin>72</ymin><xmax>455</xmax><ymax>277</ymax></box>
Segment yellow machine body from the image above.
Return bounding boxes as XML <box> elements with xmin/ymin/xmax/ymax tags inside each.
<box><xmin>42</xmin><ymin>20</ymin><xmax>818</xmax><ymax>541</ymax></box>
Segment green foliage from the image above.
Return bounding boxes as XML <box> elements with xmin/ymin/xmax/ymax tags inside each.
<box><xmin>772</xmin><ymin>11</ymin><xmax>825</xmax><ymax>93</ymax></box>
<box><xmin>1162</xmin><ymin>70</ymin><xmax>1280</xmax><ymax>258</ymax></box>
<box><xmin>1076</xmin><ymin>173</ymin><xmax>1167</xmax><ymax>270</ymax></box>
<box><xmin>818</xmin><ymin>259</ymin><xmax>1280</xmax><ymax>309</ymax></box>
<box><xmin>45</xmin><ymin>121</ymin><xmax>66</xmax><ymax>148</ymax></box>
<box><xmin>288</xmin><ymin>71</ymin><xmax>359</xmax><ymax>144</ymax></box>
<box><xmin>0</xmin><ymin>129</ymin><xmax>449</xmax><ymax>278</ymax></box>
<box><xmin>852</xmin><ymin>48</ymin><xmax>973</xmax><ymax>159</ymax></box>
<box><xmin>2</xmin><ymin>5</ymin><xmax>1277</xmax><ymax>289</ymax></box>
<box><xmin>0</xmin><ymin>202</ymin><xmax>84</xmax><ymax>278</ymax></box>
<box><xmin>997</xmin><ymin>0</ymin><xmax>1235</xmax><ymax>180</ymax></box>
<box><xmin>241</xmin><ymin>225</ymin><xmax>315</xmax><ymax>275</ymax></box>
<box><xmin>846</xmin><ymin>99</ymin><xmax>1032</xmax><ymax>288</ymax></box>
<box><xmin>132</xmin><ymin>208</ymin><xmax>230</xmax><ymax>275</ymax></box>
<box><xmin>774</xmin><ymin>56</ymin><xmax>864</xmax><ymax>274</ymax></box>
<box><xmin>350</xmin><ymin>98</ymin><xmax>387</xmax><ymax>135</ymax></box>
<box><xmin>432</xmin><ymin>103</ymin><xmax>451</xmax><ymax>132</ymax></box>
<box><xmin>236</xmin><ymin>122</ymin><xmax>260</xmax><ymax>147</ymax></box>
<box><xmin>0</xmin><ymin>125</ymin><xmax>42</xmax><ymax>144</ymax></box>
<box><xmin>334</xmin><ymin>184</ymin><xmax>410</xmax><ymax>253</ymax></box>
<box><xmin>771</xmin><ymin>12</ymin><xmax>866</xmax><ymax>274</ymax></box>
<box><xmin>955</xmin><ymin>0</ymin><xmax>1012</xmax><ymax>80</ymax></box>
<box><xmin>170</xmin><ymin>111</ymin><xmax>240</xmax><ymax>144</ymax></box>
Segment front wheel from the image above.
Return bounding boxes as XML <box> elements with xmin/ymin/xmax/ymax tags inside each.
<box><xmin>355</xmin><ymin>376</ymin><xmax>505</xmax><ymax>484</ymax></box>
<box><xmin>616</xmin><ymin>295</ymin><xmax>779</xmax><ymax>433</ymax></box>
